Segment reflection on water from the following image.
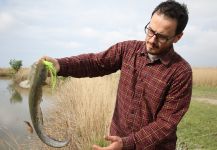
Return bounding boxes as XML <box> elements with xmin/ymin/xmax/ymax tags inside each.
<box><xmin>0</xmin><ymin>77</ymin><xmax>53</xmax><ymax>149</ymax></box>
<box><xmin>7</xmin><ymin>83</ymin><xmax>23</xmax><ymax>104</ymax></box>
<box><xmin>0</xmin><ymin>78</ymin><xmax>31</xmax><ymax>149</ymax></box>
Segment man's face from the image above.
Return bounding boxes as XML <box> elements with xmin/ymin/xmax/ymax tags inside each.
<box><xmin>145</xmin><ymin>13</ymin><xmax>182</xmax><ymax>55</ymax></box>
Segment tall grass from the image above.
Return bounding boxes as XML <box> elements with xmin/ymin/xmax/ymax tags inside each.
<box><xmin>56</xmin><ymin>73</ymin><xmax>119</xmax><ymax>149</ymax></box>
<box><xmin>0</xmin><ymin>68</ymin><xmax>14</xmax><ymax>77</ymax></box>
<box><xmin>38</xmin><ymin>72</ymin><xmax>119</xmax><ymax>149</ymax></box>
<box><xmin>48</xmin><ymin>68</ymin><xmax>217</xmax><ymax>149</ymax></box>
<box><xmin>12</xmin><ymin>68</ymin><xmax>30</xmax><ymax>84</ymax></box>
<box><xmin>4</xmin><ymin>67</ymin><xmax>217</xmax><ymax>149</ymax></box>
<box><xmin>0</xmin><ymin>67</ymin><xmax>30</xmax><ymax>83</ymax></box>
<box><xmin>192</xmin><ymin>67</ymin><xmax>217</xmax><ymax>87</ymax></box>
<box><xmin>2</xmin><ymin>67</ymin><xmax>217</xmax><ymax>88</ymax></box>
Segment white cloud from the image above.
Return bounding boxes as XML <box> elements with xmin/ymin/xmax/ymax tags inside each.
<box><xmin>59</xmin><ymin>41</ymin><xmax>82</xmax><ymax>50</ymax></box>
<box><xmin>0</xmin><ymin>0</ymin><xmax>217</xmax><ymax>67</ymax></box>
<box><xmin>0</xmin><ymin>12</ymin><xmax>15</xmax><ymax>32</ymax></box>
<box><xmin>176</xmin><ymin>23</ymin><xmax>217</xmax><ymax>67</ymax></box>
<box><xmin>79</xmin><ymin>27</ymin><xmax>100</xmax><ymax>38</ymax></box>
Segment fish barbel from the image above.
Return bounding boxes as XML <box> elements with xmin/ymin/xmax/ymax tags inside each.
<box><xmin>28</xmin><ymin>60</ymin><xmax>70</xmax><ymax>148</ymax></box>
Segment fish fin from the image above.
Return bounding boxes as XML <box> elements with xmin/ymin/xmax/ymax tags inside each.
<box><xmin>24</xmin><ymin>121</ymin><xmax>33</xmax><ymax>134</ymax></box>
<box><xmin>39</xmin><ymin>107</ymin><xmax>44</xmax><ymax>125</ymax></box>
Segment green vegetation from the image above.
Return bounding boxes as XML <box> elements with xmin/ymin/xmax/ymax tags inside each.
<box><xmin>177</xmin><ymin>97</ymin><xmax>217</xmax><ymax>149</ymax></box>
<box><xmin>192</xmin><ymin>86</ymin><xmax>217</xmax><ymax>99</ymax></box>
<box><xmin>43</xmin><ymin>60</ymin><xmax>57</xmax><ymax>90</ymax></box>
<box><xmin>94</xmin><ymin>138</ymin><xmax>109</xmax><ymax>147</ymax></box>
<box><xmin>9</xmin><ymin>59</ymin><xmax>22</xmax><ymax>72</ymax></box>
<box><xmin>178</xmin><ymin>86</ymin><xmax>217</xmax><ymax>149</ymax></box>
<box><xmin>7</xmin><ymin>83</ymin><xmax>22</xmax><ymax>103</ymax></box>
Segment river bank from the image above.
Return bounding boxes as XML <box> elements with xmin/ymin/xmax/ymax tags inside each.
<box><xmin>0</xmin><ymin>68</ymin><xmax>14</xmax><ymax>77</ymax></box>
<box><xmin>0</xmin><ymin>76</ymin><xmax>57</xmax><ymax>149</ymax></box>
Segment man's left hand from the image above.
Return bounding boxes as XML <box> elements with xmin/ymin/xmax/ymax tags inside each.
<box><xmin>92</xmin><ymin>135</ymin><xmax>123</xmax><ymax>150</ymax></box>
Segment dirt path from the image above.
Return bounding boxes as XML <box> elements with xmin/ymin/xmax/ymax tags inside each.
<box><xmin>193</xmin><ymin>97</ymin><xmax>217</xmax><ymax>105</ymax></box>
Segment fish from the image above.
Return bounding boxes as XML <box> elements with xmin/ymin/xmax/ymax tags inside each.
<box><xmin>28</xmin><ymin>60</ymin><xmax>70</xmax><ymax>148</ymax></box>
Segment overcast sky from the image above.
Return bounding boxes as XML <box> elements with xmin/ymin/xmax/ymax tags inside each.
<box><xmin>0</xmin><ymin>0</ymin><xmax>217</xmax><ymax>67</ymax></box>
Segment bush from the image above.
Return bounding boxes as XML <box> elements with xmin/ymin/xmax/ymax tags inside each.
<box><xmin>9</xmin><ymin>59</ymin><xmax>22</xmax><ymax>72</ymax></box>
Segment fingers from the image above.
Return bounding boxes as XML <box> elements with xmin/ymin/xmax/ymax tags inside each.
<box><xmin>40</xmin><ymin>56</ymin><xmax>60</xmax><ymax>73</ymax></box>
<box><xmin>41</xmin><ymin>56</ymin><xmax>53</xmax><ymax>62</ymax></box>
<box><xmin>36</xmin><ymin>56</ymin><xmax>48</xmax><ymax>64</ymax></box>
<box><xmin>92</xmin><ymin>136</ymin><xmax>123</xmax><ymax>150</ymax></box>
<box><xmin>92</xmin><ymin>144</ymin><xmax>105</xmax><ymax>150</ymax></box>
<box><xmin>104</xmin><ymin>135</ymin><xmax>119</xmax><ymax>142</ymax></box>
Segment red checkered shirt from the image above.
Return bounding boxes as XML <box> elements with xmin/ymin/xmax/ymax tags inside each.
<box><xmin>57</xmin><ymin>40</ymin><xmax>192</xmax><ymax>150</ymax></box>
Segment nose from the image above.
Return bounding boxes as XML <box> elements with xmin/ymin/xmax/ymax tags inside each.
<box><xmin>148</xmin><ymin>34</ymin><xmax>158</xmax><ymax>44</ymax></box>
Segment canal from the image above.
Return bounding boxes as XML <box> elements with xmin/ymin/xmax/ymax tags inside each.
<box><xmin>0</xmin><ymin>77</ymin><xmax>52</xmax><ymax>149</ymax></box>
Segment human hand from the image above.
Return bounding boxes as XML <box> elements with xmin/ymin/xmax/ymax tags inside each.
<box><xmin>92</xmin><ymin>135</ymin><xmax>123</xmax><ymax>150</ymax></box>
<box><xmin>40</xmin><ymin>56</ymin><xmax>60</xmax><ymax>73</ymax></box>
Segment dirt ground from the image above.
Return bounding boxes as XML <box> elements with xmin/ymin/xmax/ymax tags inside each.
<box><xmin>193</xmin><ymin>97</ymin><xmax>217</xmax><ymax>105</ymax></box>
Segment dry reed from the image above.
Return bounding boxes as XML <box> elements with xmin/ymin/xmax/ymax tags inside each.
<box><xmin>27</xmin><ymin>72</ymin><xmax>120</xmax><ymax>149</ymax></box>
<box><xmin>12</xmin><ymin>68</ymin><xmax>30</xmax><ymax>84</ymax></box>
<box><xmin>3</xmin><ymin>67</ymin><xmax>217</xmax><ymax>88</ymax></box>
<box><xmin>192</xmin><ymin>68</ymin><xmax>217</xmax><ymax>87</ymax></box>
<box><xmin>53</xmin><ymin>72</ymin><xmax>119</xmax><ymax>149</ymax></box>
<box><xmin>11</xmin><ymin>68</ymin><xmax>217</xmax><ymax>149</ymax></box>
<box><xmin>0</xmin><ymin>68</ymin><xmax>14</xmax><ymax>77</ymax></box>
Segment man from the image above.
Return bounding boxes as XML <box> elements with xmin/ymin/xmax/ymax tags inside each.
<box><xmin>42</xmin><ymin>0</ymin><xmax>192</xmax><ymax>149</ymax></box>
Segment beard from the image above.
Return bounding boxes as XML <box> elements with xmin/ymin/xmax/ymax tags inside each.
<box><xmin>146</xmin><ymin>41</ymin><xmax>160</xmax><ymax>55</ymax></box>
<box><xmin>146</xmin><ymin>40</ymin><xmax>172</xmax><ymax>55</ymax></box>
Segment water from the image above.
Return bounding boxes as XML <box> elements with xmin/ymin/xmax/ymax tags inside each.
<box><xmin>0</xmin><ymin>77</ymin><xmax>53</xmax><ymax>149</ymax></box>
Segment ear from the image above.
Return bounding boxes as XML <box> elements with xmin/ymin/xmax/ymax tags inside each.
<box><xmin>173</xmin><ymin>32</ymin><xmax>183</xmax><ymax>43</ymax></box>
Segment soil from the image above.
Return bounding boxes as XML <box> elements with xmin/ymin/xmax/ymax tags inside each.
<box><xmin>193</xmin><ymin>97</ymin><xmax>217</xmax><ymax>105</ymax></box>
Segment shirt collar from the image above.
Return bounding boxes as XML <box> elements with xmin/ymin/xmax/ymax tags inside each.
<box><xmin>159</xmin><ymin>46</ymin><xmax>175</xmax><ymax>66</ymax></box>
<box><xmin>148</xmin><ymin>53</ymin><xmax>160</xmax><ymax>62</ymax></box>
<box><xmin>141</xmin><ymin>43</ymin><xmax>175</xmax><ymax>66</ymax></box>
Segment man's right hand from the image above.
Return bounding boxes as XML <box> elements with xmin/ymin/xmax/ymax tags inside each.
<box><xmin>40</xmin><ymin>56</ymin><xmax>60</xmax><ymax>73</ymax></box>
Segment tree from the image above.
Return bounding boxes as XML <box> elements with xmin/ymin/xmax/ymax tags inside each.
<box><xmin>9</xmin><ymin>59</ymin><xmax>22</xmax><ymax>72</ymax></box>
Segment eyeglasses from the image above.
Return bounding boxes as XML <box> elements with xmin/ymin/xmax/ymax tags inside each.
<box><xmin>144</xmin><ymin>22</ymin><xmax>175</xmax><ymax>43</ymax></box>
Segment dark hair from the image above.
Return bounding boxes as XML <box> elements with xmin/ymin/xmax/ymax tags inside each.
<box><xmin>152</xmin><ymin>0</ymin><xmax>189</xmax><ymax>35</ymax></box>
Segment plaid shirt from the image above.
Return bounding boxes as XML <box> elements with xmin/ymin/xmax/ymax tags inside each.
<box><xmin>57</xmin><ymin>40</ymin><xmax>192</xmax><ymax>150</ymax></box>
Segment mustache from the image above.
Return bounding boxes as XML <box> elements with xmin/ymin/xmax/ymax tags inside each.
<box><xmin>147</xmin><ymin>41</ymin><xmax>159</xmax><ymax>49</ymax></box>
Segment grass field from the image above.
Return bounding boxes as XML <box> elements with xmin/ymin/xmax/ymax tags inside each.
<box><xmin>192</xmin><ymin>86</ymin><xmax>217</xmax><ymax>99</ymax></box>
<box><xmin>177</xmin><ymin>100</ymin><xmax>217</xmax><ymax>150</ymax></box>
<box><xmin>177</xmin><ymin>68</ymin><xmax>217</xmax><ymax>150</ymax></box>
